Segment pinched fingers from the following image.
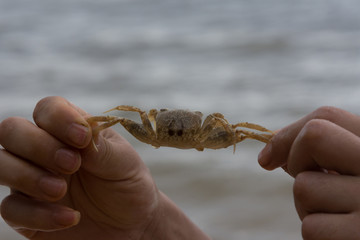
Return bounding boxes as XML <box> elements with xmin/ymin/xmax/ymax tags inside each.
<box><xmin>33</xmin><ymin>96</ymin><xmax>92</xmax><ymax>148</ymax></box>
<box><xmin>259</xmin><ymin>106</ymin><xmax>360</xmax><ymax>171</ymax></box>
<box><xmin>256</xmin><ymin>106</ymin><xmax>360</xmax><ymax>239</ymax></box>
<box><xmin>287</xmin><ymin>119</ymin><xmax>360</xmax><ymax>177</ymax></box>
<box><xmin>32</xmin><ymin>96</ymin><xmax>146</xmax><ymax>181</ymax></box>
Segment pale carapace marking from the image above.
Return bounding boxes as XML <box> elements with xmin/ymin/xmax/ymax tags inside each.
<box><xmin>87</xmin><ymin>105</ymin><xmax>274</xmax><ymax>152</ymax></box>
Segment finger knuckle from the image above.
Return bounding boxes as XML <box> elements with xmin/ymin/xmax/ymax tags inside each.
<box><xmin>34</xmin><ymin>97</ymin><xmax>53</xmax><ymax>113</ymax></box>
<box><xmin>33</xmin><ymin>99</ymin><xmax>48</xmax><ymax>124</ymax></box>
<box><xmin>352</xmin><ymin>214</ymin><xmax>360</xmax><ymax>236</ymax></box>
<box><xmin>293</xmin><ymin>172</ymin><xmax>312</xmax><ymax>203</ymax></box>
<box><xmin>0</xmin><ymin>117</ymin><xmax>22</xmax><ymax>140</ymax></box>
<box><xmin>302</xmin><ymin>215</ymin><xmax>318</xmax><ymax>239</ymax></box>
<box><xmin>33</xmin><ymin>96</ymin><xmax>64</xmax><ymax>123</ymax></box>
<box><xmin>312</xmin><ymin>106</ymin><xmax>342</xmax><ymax>122</ymax></box>
<box><xmin>298</xmin><ymin>119</ymin><xmax>328</xmax><ymax>147</ymax></box>
<box><xmin>1</xmin><ymin>117</ymin><xmax>20</xmax><ymax>130</ymax></box>
<box><xmin>0</xmin><ymin>194</ymin><xmax>15</xmax><ymax>221</ymax></box>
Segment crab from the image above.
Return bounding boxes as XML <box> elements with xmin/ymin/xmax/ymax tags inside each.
<box><xmin>87</xmin><ymin>106</ymin><xmax>274</xmax><ymax>152</ymax></box>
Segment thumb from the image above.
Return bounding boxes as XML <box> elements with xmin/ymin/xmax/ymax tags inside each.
<box><xmin>80</xmin><ymin>128</ymin><xmax>146</xmax><ymax>181</ymax></box>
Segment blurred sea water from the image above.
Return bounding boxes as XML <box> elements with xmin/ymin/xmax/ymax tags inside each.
<box><xmin>1</xmin><ymin>0</ymin><xmax>360</xmax><ymax>239</ymax></box>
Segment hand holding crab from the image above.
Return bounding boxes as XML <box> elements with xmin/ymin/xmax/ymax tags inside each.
<box><xmin>87</xmin><ymin>106</ymin><xmax>274</xmax><ymax>152</ymax></box>
<box><xmin>0</xmin><ymin>97</ymin><xmax>211</xmax><ymax>240</ymax></box>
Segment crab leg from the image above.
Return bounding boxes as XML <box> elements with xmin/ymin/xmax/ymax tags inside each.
<box><xmin>232</xmin><ymin>122</ymin><xmax>273</xmax><ymax>133</ymax></box>
<box><xmin>87</xmin><ymin>116</ymin><xmax>122</xmax><ymax>136</ymax></box>
<box><xmin>104</xmin><ymin>105</ymin><xmax>155</xmax><ymax>137</ymax></box>
<box><xmin>87</xmin><ymin>115</ymin><xmax>160</xmax><ymax>149</ymax></box>
<box><xmin>86</xmin><ymin>116</ymin><xmax>123</xmax><ymax>151</ymax></box>
<box><xmin>235</xmin><ymin>129</ymin><xmax>273</xmax><ymax>144</ymax></box>
<box><xmin>147</xmin><ymin>109</ymin><xmax>158</xmax><ymax>129</ymax></box>
<box><xmin>195</xmin><ymin>113</ymin><xmax>237</xmax><ymax>151</ymax></box>
<box><xmin>196</xmin><ymin>114</ymin><xmax>230</xmax><ymax>139</ymax></box>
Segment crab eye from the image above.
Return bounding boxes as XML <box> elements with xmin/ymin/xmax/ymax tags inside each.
<box><xmin>168</xmin><ymin>129</ymin><xmax>175</xmax><ymax>136</ymax></box>
<box><xmin>177</xmin><ymin>130</ymin><xmax>183</xmax><ymax>136</ymax></box>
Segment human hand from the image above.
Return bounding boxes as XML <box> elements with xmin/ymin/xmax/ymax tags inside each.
<box><xmin>0</xmin><ymin>96</ymin><xmax>209</xmax><ymax>240</ymax></box>
<box><xmin>258</xmin><ymin>106</ymin><xmax>360</xmax><ymax>239</ymax></box>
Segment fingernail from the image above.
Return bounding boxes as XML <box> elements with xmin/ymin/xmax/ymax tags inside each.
<box><xmin>258</xmin><ymin>143</ymin><xmax>272</xmax><ymax>168</ymax></box>
<box><xmin>55</xmin><ymin>148</ymin><xmax>81</xmax><ymax>173</ymax></box>
<box><xmin>39</xmin><ymin>175</ymin><xmax>66</xmax><ymax>198</ymax></box>
<box><xmin>68</xmin><ymin>123</ymin><xmax>89</xmax><ymax>146</ymax></box>
<box><xmin>53</xmin><ymin>208</ymin><xmax>81</xmax><ymax>227</ymax></box>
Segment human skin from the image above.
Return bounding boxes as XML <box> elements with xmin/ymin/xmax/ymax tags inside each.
<box><xmin>0</xmin><ymin>96</ymin><xmax>210</xmax><ymax>240</ymax></box>
<box><xmin>258</xmin><ymin>106</ymin><xmax>360</xmax><ymax>240</ymax></box>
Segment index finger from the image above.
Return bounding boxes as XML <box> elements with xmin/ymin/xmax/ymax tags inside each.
<box><xmin>33</xmin><ymin>96</ymin><xmax>92</xmax><ymax>148</ymax></box>
<box><xmin>287</xmin><ymin>119</ymin><xmax>360</xmax><ymax>176</ymax></box>
<box><xmin>258</xmin><ymin>106</ymin><xmax>360</xmax><ymax>171</ymax></box>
